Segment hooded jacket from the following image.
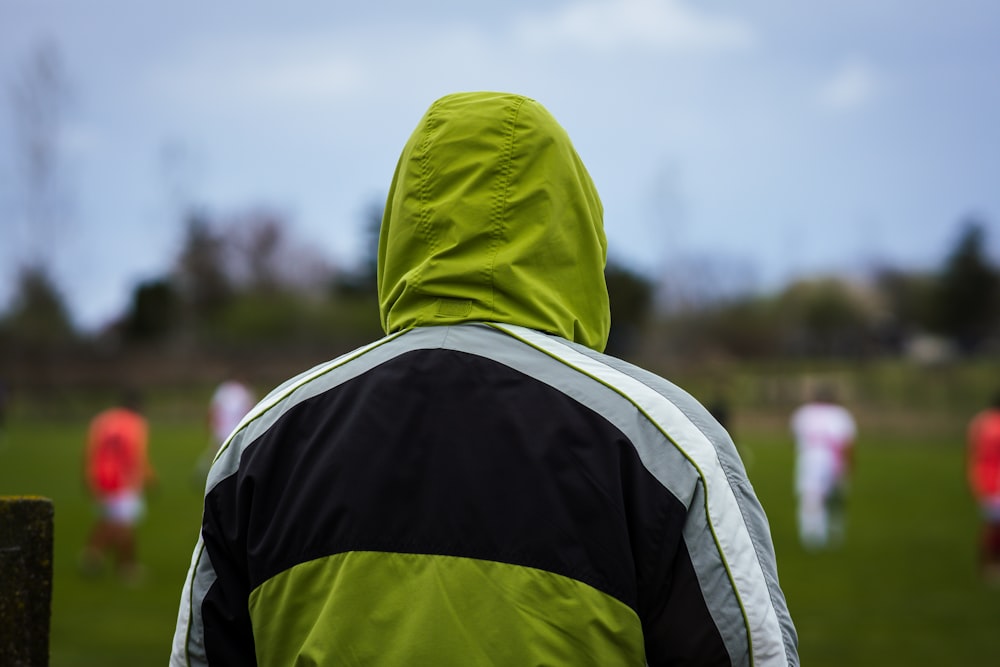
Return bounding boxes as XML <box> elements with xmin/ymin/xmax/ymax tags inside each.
<box><xmin>170</xmin><ymin>92</ymin><xmax>797</xmax><ymax>667</ymax></box>
<box><xmin>378</xmin><ymin>91</ymin><xmax>609</xmax><ymax>351</ymax></box>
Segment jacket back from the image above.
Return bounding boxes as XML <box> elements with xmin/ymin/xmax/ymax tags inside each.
<box><xmin>172</xmin><ymin>323</ymin><xmax>797</xmax><ymax>666</ymax></box>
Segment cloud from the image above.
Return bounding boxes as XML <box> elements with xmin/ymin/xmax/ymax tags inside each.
<box><xmin>816</xmin><ymin>58</ymin><xmax>879</xmax><ymax>112</ymax></box>
<box><xmin>61</xmin><ymin>121</ymin><xmax>103</xmax><ymax>156</ymax></box>
<box><xmin>247</xmin><ymin>55</ymin><xmax>364</xmax><ymax>101</ymax></box>
<box><xmin>515</xmin><ymin>0</ymin><xmax>756</xmax><ymax>54</ymax></box>
<box><xmin>147</xmin><ymin>38</ymin><xmax>366</xmax><ymax>111</ymax></box>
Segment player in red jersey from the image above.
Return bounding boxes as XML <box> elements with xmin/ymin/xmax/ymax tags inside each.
<box><xmin>81</xmin><ymin>390</ymin><xmax>156</xmax><ymax>582</ymax></box>
<box><xmin>968</xmin><ymin>392</ymin><xmax>1000</xmax><ymax>582</ymax></box>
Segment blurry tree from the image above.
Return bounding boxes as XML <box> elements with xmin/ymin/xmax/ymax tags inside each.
<box><xmin>4</xmin><ymin>40</ymin><xmax>75</xmax><ymax>353</ymax></box>
<box><xmin>654</xmin><ymin>254</ymin><xmax>758</xmax><ymax>315</ymax></box>
<box><xmin>361</xmin><ymin>201</ymin><xmax>382</xmax><ymax>292</ymax></box>
<box><xmin>777</xmin><ymin>277</ymin><xmax>876</xmax><ymax>357</ymax></box>
<box><xmin>873</xmin><ymin>268</ymin><xmax>937</xmax><ymax>353</ymax></box>
<box><xmin>173</xmin><ymin>211</ymin><xmax>234</xmax><ymax>327</ymax></box>
<box><xmin>932</xmin><ymin>219</ymin><xmax>999</xmax><ymax>353</ymax></box>
<box><xmin>699</xmin><ymin>297</ymin><xmax>784</xmax><ymax>359</ymax></box>
<box><xmin>605</xmin><ymin>260</ymin><xmax>654</xmax><ymax>357</ymax></box>
<box><xmin>8</xmin><ymin>41</ymin><xmax>72</xmax><ymax>272</ymax></box>
<box><xmin>237</xmin><ymin>212</ymin><xmax>284</xmax><ymax>292</ymax></box>
<box><xmin>122</xmin><ymin>279</ymin><xmax>179</xmax><ymax>343</ymax></box>
<box><xmin>161</xmin><ymin>205</ymin><xmax>364</xmax><ymax>348</ymax></box>
<box><xmin>336</xmin><ymin>200</ymin><xmax>383</xmax><ymax>298</ymax></box>
<box><xmin>225</xmin><ymin>208</ymin><xmax>332</xmax><ymax>294</ymax></box>
<box><xmin>0</xmin><ymin>265</ymin><xmax>75</xmax><ymax>349</ymax></box>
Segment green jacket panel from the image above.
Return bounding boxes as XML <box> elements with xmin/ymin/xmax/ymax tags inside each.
<box><xmin>249</xmin><ymin>551</ymin><xmax>645</xmax><ymax>666</ymax></box>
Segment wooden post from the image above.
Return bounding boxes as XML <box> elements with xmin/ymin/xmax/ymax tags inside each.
<box><xmin>0</xmin><ymin>496</ymin><xmax>54</xmax><ymax>667</ymax></box>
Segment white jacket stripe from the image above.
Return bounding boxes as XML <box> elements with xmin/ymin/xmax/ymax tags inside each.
<box><xmin>491</xmin><ymin>323</ymin><xmax>791</xmax><ymax>667</ymax></box>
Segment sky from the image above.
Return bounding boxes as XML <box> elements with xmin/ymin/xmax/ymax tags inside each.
<box><xmin>1</xmin><ymin>0</ymin><xmax>999</xmax><ymax>330</ymax></box>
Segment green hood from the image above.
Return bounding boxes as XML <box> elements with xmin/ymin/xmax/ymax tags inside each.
<box><xmin>377</xmin><ymin>92</ymin><xmax>611</xmax><ymax>352</ymax></box>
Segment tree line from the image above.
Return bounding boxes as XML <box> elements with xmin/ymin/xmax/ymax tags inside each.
<box><xmin>1</xmin><ymin>207</ymin><xmax>997</xmax><ymax>366</ymax></box>
<box><xmin>645</xmin><ymin>218</ymin><xmax>998</xmax><ymax>363</ymax></box>
<box><xmin>2</xmin><ymin>42</ymin><xmax>997</xmax><ymax>372</ymax></box>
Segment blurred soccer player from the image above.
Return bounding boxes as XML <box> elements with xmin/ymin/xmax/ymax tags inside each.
<box><xmin>790</xmin><ymin>383</ymin><xmax>857</xmax><ymax>550</ymax></box>
<box><xmin>194</xmin><ymin>377</ymin><xmax>255</xmax><ymax>481</ymax></box>
<box><xmin>81</xmin><ymin>389</ymin><xmax>156</xmax><ymax>582</ymax></box>
<box><xmin>208</xmin><ymin>377</ymin><xmax>255</xmax><ymax>450</ymax></box>
<box><xmin>967</xmin><ymin>391</ymin><xmax>1000</xmax><ymax>582</ymax></box>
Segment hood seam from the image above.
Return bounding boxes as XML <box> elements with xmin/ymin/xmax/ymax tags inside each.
<box><xmin>413</xmin><ymin>102</ymin><xmax>443</xmax><ymax>321</ymax></box>
<box><xmin>487</xmin><ymin>96</ymin><xmax>526</xmax><ymax>317</ymax></box>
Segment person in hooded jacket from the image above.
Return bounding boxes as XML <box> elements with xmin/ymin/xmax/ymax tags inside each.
<box><xmin>170</xmin><ymin>92</ymin><xmax>798</xmax><ymax>667</ymax></box>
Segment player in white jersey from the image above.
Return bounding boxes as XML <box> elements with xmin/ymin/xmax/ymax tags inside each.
<box><xmin>194</xmin><ymin>379</ymin><xmax>256</xmax><ymax>482</ymax></box>
<box><xmin>790</xmin><ymin>384</ymin><xmax>857</xmax><ymax>550</ymax></box>
<box><xmin>209</xmin><ymin>379</ymin><xmax>256</xmax><ymax>448</ymax></box>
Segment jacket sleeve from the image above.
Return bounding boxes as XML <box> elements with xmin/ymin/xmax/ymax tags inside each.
<box><xmin>169</xmin><ymin>538</ymin><xmax>210</xmax><ymax>667</ymax></box>
<box><xmin>488</xmin><ymin>323</ymin><xmax>800</xmax><ymax>666</ymax></box>
<box><xmin>638</xmin><ymin>466</ymin><xmax>798</xmax><ymax>667</ymax></box>
<box><xmin>170</xmin><ymin>475</ymin><xmax>257</xmax><ymax>665</ymax></box>
<box><xmin>609</xmin><ymin>363</ymin><xmax>798</xmax><ymax>665</ymax></box>
<box><xmin>641</xmin><ymin>522</ymin><xmax>739</xmax><ymax>665</ymax></box>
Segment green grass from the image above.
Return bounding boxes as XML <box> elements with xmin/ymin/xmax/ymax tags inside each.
<box><xmin>0</xmin><ymin>417</ymin><xmax>206</xmax><ymax>666</ymax></box>
<box><xmin>742</xmin><ymin>434</ymin><xmax>997</xmax><ymax>666</ymax></box>
<box><xmin>1</xmin><ymin>414</ymin><xmax>997</xmax><ymax>665</ymax></box>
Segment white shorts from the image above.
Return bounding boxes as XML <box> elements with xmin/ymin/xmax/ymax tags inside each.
<box><xmin>101</xmin><ymin>490</ymin><xmax>146</xmax><ymax>524</ymax></box>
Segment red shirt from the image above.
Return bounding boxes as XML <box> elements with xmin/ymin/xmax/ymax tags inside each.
<box><xmin>85</xmin><ymin>407</ymin><xmax>150</xmax><ymax>496</ymax></box>
<box><xmin>968</xmin><ymin>408</ymin><xmax>1000</xmax><ymax>502</ymax></box>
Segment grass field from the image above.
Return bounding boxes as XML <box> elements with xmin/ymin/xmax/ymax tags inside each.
<box><xmin>1</xmin><ymin>405</ymin><xmax>997</xmax><ymax>665</ymax></box>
